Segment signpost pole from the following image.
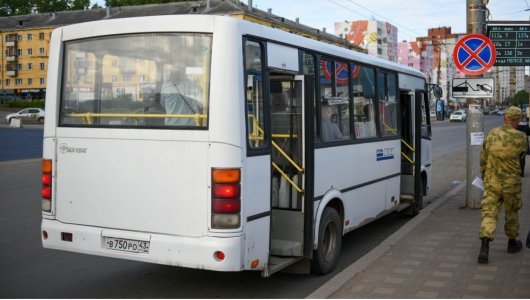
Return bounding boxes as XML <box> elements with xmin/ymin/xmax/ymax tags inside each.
<box><xmin>465</xmin><ymin>0</ymin><xmax>488</xmax><ymax>209</ymax></box>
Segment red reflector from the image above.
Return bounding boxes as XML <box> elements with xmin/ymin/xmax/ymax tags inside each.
<box><xmin>212</xmin><ymin>198</ymin><xmax>241</xmax><ymax>213</ymax></box>
<box><xmin>42</xmin><ymin>186</ymin><xmax>51</xmax><ymax>199</ymax></box>
<box><xmin>213</xmin><ymin>184</ymin><xmax>240</xmax><ymax>199</ymax></box>
<box><xmin>42</xmin><ymin>174</ymin><xmax>52</xmax><ymax>185</ymax></box>
<box><xmin>42</xmin><ymin>231</ymin><xmax>48</xmax><ymax>240</ymax></box>
<box><xmin>215</xmin><ymin>251</ymin><xmax>225</xmax><ymax>261</ymax></box>
<box><xmin>61</xmin><ymin>232</ymin><xmax>73</xmax><ymax>242</ymax></box>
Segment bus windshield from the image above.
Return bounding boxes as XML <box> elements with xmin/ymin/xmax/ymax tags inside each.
<box><xmin>59</xmin><ymin>33</ymin><xmax>212</xmax><ymax>128</ymax></box>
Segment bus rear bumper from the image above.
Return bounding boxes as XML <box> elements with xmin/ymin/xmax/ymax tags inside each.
<box><xmin>41</xmin><ymin>218</ymin><xmax>245</xmax><ymax>272</ymax></box>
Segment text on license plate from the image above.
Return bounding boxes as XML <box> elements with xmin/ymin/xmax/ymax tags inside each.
<box><xmin>106</xmin><ymin>237</ymin><xmax>150</xmax><ymax>253</ymax></box>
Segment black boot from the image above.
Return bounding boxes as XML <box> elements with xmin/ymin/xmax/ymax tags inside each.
<box><xmin>478</xmin><ymin>237</ymin><xmax>490</xmax><ymax>264</ymax></box>
<box><xmin>508</xmin><ymin>238</ymin><xmax>523</xmax><ymax>253</ymax></box>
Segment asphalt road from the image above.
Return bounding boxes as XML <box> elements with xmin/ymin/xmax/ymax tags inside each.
<box><xmin>0</xmin><ymin>115</ymin><xmax>503</xmax><ymax>298</ymax></box>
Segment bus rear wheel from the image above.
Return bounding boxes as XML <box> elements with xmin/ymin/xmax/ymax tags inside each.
<box><xmin>311</xmin><ymin>207</ymin><xmax>342</xmax><ymax>275</ymax></box>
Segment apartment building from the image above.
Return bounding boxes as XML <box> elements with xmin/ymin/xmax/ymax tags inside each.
<box><xmin>487</xmin><ymin>66</ymin><xmax>526</xmax><ymax>106</ymax></box>
<box><xmin>397</xmin><ymin>40</ymin><xmax>434</xmax><ymax>82</ymax></box>
<box><xmin>0</xmin><ymin>28</ymin><xmax>52</xmax><ymax>100</ymax></box>
<box><xmin>415</xmin><ymin>27</ymin><xmax>466</xmax><ymax>105</ymax></box>
<box><xmin>335</xmin><ymin>19</ymin><xmax>398</xmax><ymax>62</ymax></box>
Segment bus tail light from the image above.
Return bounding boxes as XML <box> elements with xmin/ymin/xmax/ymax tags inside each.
<box><xmin>42</xmin><ymin>159</ymin><xmax>52</xmax><ymax>212</ymax></box>
<box><xmin>211</xmin><ymin>168</ymin><xmax>241</xmax><ymax>229</ymax></box>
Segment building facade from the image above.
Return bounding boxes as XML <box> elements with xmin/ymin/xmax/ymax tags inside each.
<box><xmin>335</xmin><ymin>19</ymin><xmax>398</xmax><ymax>62</ymax></box>
<box><xmin>487</xmin><ymin>66</ymin><xmax>525</xmax><ymax>106</ymax></box>
<box><xmin>416</xmin><ymin>27</ymin><xmax>465</xmax><ymax>107</ymax></box>
<box><xmin>397</xmin><ymin>40</ymin><xmax>434</xmax><ymax>82</ymax></box>
<box><xmin>0</xmin><ymin>28</ymin><xmax>52</xmax><ymax>101</ymax></box>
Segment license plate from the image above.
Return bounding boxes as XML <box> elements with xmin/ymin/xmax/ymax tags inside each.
<box><xmin>106</xmin><ymin>237</ymin><xmax>150</xmax><ymax>253</ymax></box>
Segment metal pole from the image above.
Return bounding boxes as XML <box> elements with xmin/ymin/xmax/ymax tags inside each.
<box><xmin>465</xmin><ymin>0</ymin><xmax>487</xmax><ymax>209</ymax></box>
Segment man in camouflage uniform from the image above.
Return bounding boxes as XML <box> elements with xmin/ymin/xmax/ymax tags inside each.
<box><xmin>478</xmin><ymin>106</ymin><xmax>528</xmax><ymax>264</ymax></box>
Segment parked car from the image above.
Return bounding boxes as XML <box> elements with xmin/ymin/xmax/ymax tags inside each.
<box><xmin>449</xmin><ymin>110</ymin><xmax>466</xmax><ymax>122</ymax></box>
<box><xmin>497</xmin><ymin>109</ymin><xmax>505</xmax><ymax>116</ymax></box>
<box><xmin>5</xmin><ymin>108</ymin><xmax>45</xmax><ymax>124</ymax></box>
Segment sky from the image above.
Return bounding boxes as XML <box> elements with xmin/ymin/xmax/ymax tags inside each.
<box><xmin>91</xmin><ymin>0</ymin><xmax>530</xmax><ymax>41</ymax></box>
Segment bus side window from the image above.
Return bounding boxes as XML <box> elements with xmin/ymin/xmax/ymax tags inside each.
<box><xmin>318</xmin><ymin>58</ymin><xmax>352</xmax><ymax>142</ymax></box>
<box><xmin>335</xmin><ymin>61</ymin><xmax>351</xmax><ymax>140</ymax></box>
<box><xmin>245</xmin><ymin>40</ymin><xmax>266</xmax><ymax>149</ymax></box>
<box><xmin>377</xmin><ymin>71</ymin><xmax>398</xmax><ymax>137</ymax></box>
<box><xmin>353</xmin><ymin>65</ymin><xmax>377</xmax><ymax>139</ymax></box>
<box><xmin>302</xmin><ymin>52</ymin><xmax>317</xmax><ymax>142</ymax></box>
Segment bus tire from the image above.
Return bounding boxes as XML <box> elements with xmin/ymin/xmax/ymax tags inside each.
<box><xmin>311</xmin><ymin>207</ymin><xmax>342</xmax><ymax>275</ymax></box>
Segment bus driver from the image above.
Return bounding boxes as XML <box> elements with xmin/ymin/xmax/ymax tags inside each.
<box><xmin>161</xmin><ymin>64</ymin><xmax>202</xmax><ymax>126</ymax></box>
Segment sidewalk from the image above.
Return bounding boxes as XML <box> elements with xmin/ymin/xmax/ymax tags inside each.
<box><xmin>309</xmin><ymin>178</ymin><xmax>530</xmax><ymax>298</ymax></box>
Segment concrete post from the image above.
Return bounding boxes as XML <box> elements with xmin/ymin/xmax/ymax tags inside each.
<box><xmin>465</xmin><ymin>0</ymin><xmax>488</xmax><ymax>208</ymax></box>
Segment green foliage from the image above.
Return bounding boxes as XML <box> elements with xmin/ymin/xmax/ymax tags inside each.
<box><xmin>0</xmin><ymin>0</ymin><xmax>33</xmax><ymax>16</ymax></box>
<box><xmin>513</xmin><ymin>90</ymin><xmax>529</xmax><ymax>106</ymax></box>
<box><xmin>0</xmin><ymin>0</ymin><xmax>193</xmax><ymax>15</ymax></box>
<box><xmin>2</xmin><ymin>100</ymin><xmax>45</xmax><ymax>108</ymax></box>
<box><xmin>505</xmin><ymin>90</ymin><xmax>529</xmax><ymax>106</ymax></box>
<box><xmin>105</xmin><ymin>0</ymin><xmax>190</xmax><ymax>7</ymax></box>
<box><xmin>1</xmin><ymin>0</ymin><xmax>91</xmax><ymax>15</ymax></box>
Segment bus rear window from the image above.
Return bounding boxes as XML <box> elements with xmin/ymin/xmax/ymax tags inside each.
<box><xmin>60</xmin><ymin>33</ymin><xmax>211</xmax><ymax>128</ymax></box>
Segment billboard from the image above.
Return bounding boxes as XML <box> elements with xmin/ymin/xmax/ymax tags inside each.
<box><xmin>487</xmin><ymin>24</ymin><xmax>530</xmax><ymax>66</ymax></box>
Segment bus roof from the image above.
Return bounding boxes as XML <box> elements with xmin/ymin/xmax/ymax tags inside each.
<box><xmin>57</xmin><ymin>14</ymin><xmax>425</xmax><ymax>80</ymax></box>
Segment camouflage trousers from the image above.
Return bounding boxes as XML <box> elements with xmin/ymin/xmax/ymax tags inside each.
<box><xmin>479</xmin><ymin>181</ymin><xmax>522</xmax><ymax>240</ymax></box>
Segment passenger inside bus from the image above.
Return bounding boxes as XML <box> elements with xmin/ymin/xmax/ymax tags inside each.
<box><xmin>320</xmin><ymin>100</ymin><xmax>343</xmax><ymax>142</ymax></box>
<box><xmin>160</xmin><ymin>64</ymin><xmax>203</xmax><ymax>126</ymax></box>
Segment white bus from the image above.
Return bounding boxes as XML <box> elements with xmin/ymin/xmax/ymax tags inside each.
<box><xmin>41</xmin><ymin>15</ymin><xmax>433</xmax><ymax>276</ymax></box>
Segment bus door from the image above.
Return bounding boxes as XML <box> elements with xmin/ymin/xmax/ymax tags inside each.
<box><xmin>399</xmin><ymin>89</ymin><xmax>424</xmax><ymax>215</ymax></box>
<box><xmin>269</xmin><ymin>74</ymin><xmax>311</xmax><ymax>259</ymax></box>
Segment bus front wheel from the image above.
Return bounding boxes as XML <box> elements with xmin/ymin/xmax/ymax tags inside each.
<box><xmin>311</xmin><ymin>207</ymin><xmax>342</xmax><ymax>275</ymax></box>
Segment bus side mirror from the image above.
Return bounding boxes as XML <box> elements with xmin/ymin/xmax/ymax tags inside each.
<box><xmin>432</xmin><ymin>85</ymin><xmax>443</xmax><ymax>98</ymax></box>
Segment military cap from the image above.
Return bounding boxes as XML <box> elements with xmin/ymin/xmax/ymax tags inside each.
<box><xmin>505</xmin><ymin>106</ymin><xmax>522</xmax><ymax>120</ymax></box>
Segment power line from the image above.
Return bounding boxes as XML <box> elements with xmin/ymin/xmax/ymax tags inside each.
<box><xmin>344</xmin><ymin>0</ymin><xmax>424</xmax><ymax>37</ymax></box>
<box><xmin>324</xmin><ymin>0</ymin><xmax>421</xmax><ymax>40</ymax></box>
<box><xmin>325</xmin><ymin>0</ymin><xmax>372</xmax><ymax>21</ymax></box>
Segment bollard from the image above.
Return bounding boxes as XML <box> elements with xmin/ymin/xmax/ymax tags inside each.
<box><xmin>9</xmin><ymin>118</ymin><xmax>22</xmax><ymax>128</ymax></box>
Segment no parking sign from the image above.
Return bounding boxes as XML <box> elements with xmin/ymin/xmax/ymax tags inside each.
<box><xmin>453</xmin><ymin>34</ymin><xmax>496</xmax><ymax>76</ymax></box>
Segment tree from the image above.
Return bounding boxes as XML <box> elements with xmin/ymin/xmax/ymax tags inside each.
<box><xmin>34</xmin><ymin>0</ymin><xmax>91</xmax><ymax>13</ymax></box>
<box><xmin>504</xmin><ymin>90</ymin><xmax>529</xmax><ymax>106</ymax></box>
<box><xmin>0</xmin><ymin>0</ymin><xmax>91</xmax><ymax>15</ymax></box>
<box><xmin>0</xmin><ymin>0</ymin><xmax>34</xmax><ymax>16</ymax></box>
<box><xmin>105</xmin><ymin>0</ymin><xmax>190</xmax><ymax>7</ymax></box>
<box><xmin>513</xmin><ymin>90</ymin><xmax>529</xmax><ymax>106</ymax></box>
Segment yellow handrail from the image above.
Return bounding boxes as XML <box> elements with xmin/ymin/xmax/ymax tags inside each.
<box><xmin>67</xmin><ymin>112</ymin><xmax>207</xmax><ymax>126</ymax></box>
<box><xmin>272</xmin><ymin>162</ymin><xmax>303</xmax><ymax>194</ymax></box>
<box><xmin>401</xmin><ymin>139</ymin><xmax>414</xmax><ymax>152</ymax></box>
<box><xmin>400</xmin><ymin>139</ymin><xmax>415</xmax><ymax>164</ymax></box>
<box><xmin>271</xmin><ymin>140</ymin><xmax>304</xmax><ymax>173</ymax></box>
<box><xmin>248</xmin><ymin>114</ymin><xmax>304</xmax><ymax>193</ymax></box>
<box><xmin>382</xmin><ymin>121</ymin><xmax>398</xmax><ymax>134</ymax></box>
<box><xmin>401</xmin><ymin>151</ymin><xmax>414</xmax><ymax>164</ymax></box>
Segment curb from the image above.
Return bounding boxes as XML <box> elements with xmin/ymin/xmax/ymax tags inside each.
<box><xmin>306</xmin><ymin>181</ymin><xmax>467</xmax><ymax>299</ymax></box>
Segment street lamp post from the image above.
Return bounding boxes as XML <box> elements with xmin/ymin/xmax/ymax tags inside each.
<box><xmin>465</xmin><ymin>0</ymin><xmax>488</xmax><ymax>209</ymax></box>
